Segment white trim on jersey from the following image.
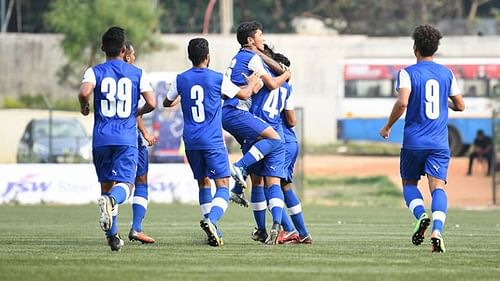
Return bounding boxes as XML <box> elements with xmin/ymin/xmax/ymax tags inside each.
<box><xmin>139</xmin><ymin>69</ymin><xmax>153</xmax><ymax>93</ymax></box>
<box><xmin>397</xmin><ymin>68</ymin><xmax>411</xmax><ymax>93</ymax></box>
<box><xmin>248</xmin><ymin>54</ymin><xmax>268</xmax><ymax>75</ymax></box>
<box><xmin>449</xmin><ymin>73</ymin><xmax>461</xmax><ymax>96</ymax></box>
<box><xmin>285</xmin><ymin>89</ymin><xmax>295</xmax><ymax>110</ymax></box>
<box><xmin>166</xmin><ymin>78</ymin><xmax>179</xmax><ymax>101</ymax></box>
<box><xmin>82</xmin><ymin>68</ymin><xmax>96</xmax><ymax>85</ymax></box>
<box><xmin>221</xmin><ymin>75</ymin><xmax>240</xmax><ymax>99</ymax></box>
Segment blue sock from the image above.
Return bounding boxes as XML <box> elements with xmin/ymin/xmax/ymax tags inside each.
<box><xmin>110</xmin><ymin>183</ymin><xmax>130</xmax><ymax>205</ymax></box>
<box><xmin>251</xmin><ymin>185</ymin><xmax>267</xmax><ymax>230</ymax></box>
<box><xmin>103</xmin><ymin>191</ymin><xmax>118</xmax><ymax>237</ymax></box>
<box><xmin>131</xmin><ymin>183</ymin><xmax>148</xmax><ymax>232</ymax></box>
<box><xmin>281</xmin><ymin>209</ymin><xmax>295</xmax><ymax>232</ymax></box>
<box><xmin>265</xmin><ymin>184</ymin><xmax>284</xmax><ymax>224</ymax></box>
<box><xmin>403</xmin><ymin>185</ymin><xmax>426</xmax><ymax>219</ymax></box>
<box><xmin>236</xmin><ymin>138</ymin><xmax>280</xmax><ymax>168</ymax></box>
<box><xmin>208</xmin><ymin>187</ymin><xmax>229</xmax><ymax>224</ymax></box>
<box><xmin>431</xmin><ymin>188</ymin><xmax>448</xmax><ymax>234</ymax></box>
<box><xmin>284</xmin><ymin>188</ymin><xmax>308</xmax><ymax>237</ymax></box>
<box><xmin>199</xmin><ymin>187</ymin><xmax>212</xmax><ymax>219</ymax></box>
<box><xmin>231</xmin><ymin>182</ymin><xmax>244</xmax><ymax>195</ymax></box>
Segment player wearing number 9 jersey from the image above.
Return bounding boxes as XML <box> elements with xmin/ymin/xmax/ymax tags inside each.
<box><xmin>379</xmin><ymin>24</ymin><xmax>464</xmax><ymax>253</ymax></box>
<box><xmin>163</xmin><ymin>38</ymin><xmax>260</xmax><ymax>246</ymax></box>
<box><xmin>78</xmin><ymin>26</ymin><xmax>156</xmax><ymax>251</ymax></box>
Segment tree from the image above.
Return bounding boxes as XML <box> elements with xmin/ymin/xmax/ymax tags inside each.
<box><xmin>44</xmin><ymin>0</ymin><xmax>163</xmax><ymax>87</ymax></box>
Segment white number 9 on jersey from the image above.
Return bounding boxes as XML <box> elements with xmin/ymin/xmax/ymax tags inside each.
<box><xmin>100</xmin><ymin>77</ymin><xmax>133</xmax><ymax>118</ymax></box>
<box><xmin>425</xmin><ymin>79</ymin><xmax>440</xmax><ymax>120</ymax></box>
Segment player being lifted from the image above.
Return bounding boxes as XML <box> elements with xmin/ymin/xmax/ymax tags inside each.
<box><xmin>163</xmin><ymin>38</ymin><xmax>260</xmax><ymax>246</ymax></box>
<box><xmin>123</xmin><ymin>41</ymin><xmax>156</xmax><ymax>244</ymax></box>
<box><xmin>78</xmin><ymin>27</ymin><xmax>156</xmax><ymax>251</ymax></box>
<box><xmin>223</xmin><ymin>21</ymin><xmax>291</xmax><ymax>205</ymax></box>
<box><xmin>379</xmin><ymin>24</ymin><xmax>464</xmax><ymax>253</ymax></box>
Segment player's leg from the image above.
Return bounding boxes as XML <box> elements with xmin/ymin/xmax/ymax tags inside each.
<box><xmin>250</xmin><ymin>173</ymin><xmax>268</xmax><ymax>243</ymax></box>
<box><xmin>400</xmin><ymin>149</ymin><xmax>430</xmax><ymax>246</ymax></box>
<box><xmin>129</xmin><ymin>145</ymin><xmax>155</xmax><ymax>244</ymax></box>
<box><xmin>222</xmin><ymin>109</ymin><xmax>280</xmax><ymax>187</ymax></box>
<box><xmin>425</xmin><ymin>149</ymin><xmax>450</xmax><ymax>253</ymax></box>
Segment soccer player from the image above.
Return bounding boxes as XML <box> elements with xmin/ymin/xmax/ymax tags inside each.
<box><xmin>379</xmin><ymin>24</ymin><xmax>465</xmax><ymax>253</ymax></box>
<box><xmin>123</xmin><ymin>41</ymin><xmax>156</xmax><ymax>244</ymax></box>
<box><xmin>223</xmin><ymin>21</ymin><xmax>291</xmax><ymax>206</ymax></box>
<box><xmin>272</xmin><ymin>52</ymin><xmax>313</xmax><ymax>244</ymax></box>
<box><xmin>163</xmin><ymin>38</ymin><xmax>260</xmax><ymax>246</ymax></box>
<box><xmin>78</xmin><ymin>26</ymin><xmax>156</xmax><ymax>251</ymax></box>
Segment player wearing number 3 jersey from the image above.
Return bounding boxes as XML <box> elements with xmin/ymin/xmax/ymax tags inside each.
<box><xmin>78</xmin><ymin>26</ymin><xmax>156</xmax><ymax>251</ymax></box>
<box><xmin>163</xmin><ymin>38</ymin><xmax>260</xmax><ymax>246</ymax></box>
<box><xmin>379</xmin><ymin>24</ymin><xmax>464</xmax><ymax>253</ymax></box>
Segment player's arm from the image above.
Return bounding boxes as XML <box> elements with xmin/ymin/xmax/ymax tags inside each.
<box><xmin>78</xmin><ymin>68</ymin><xmax>96</xmax><ymax>116</ymax></box>
<box><xmin>248</xmin><ymin>55</ymin><xmax>290</xmax><ymax>90</ymax></box>
<box><xmin>254</xmin><ymin>48</ymin><xmax>285</xmax><ymax>75</ymax></box>
<box><xmin>232</xmin><ymin>72</ymin><xmax>262</xmax><ymax>100</ymax></box>
<box><xmin>380</xmin><ymin>87</ymin><xmax>409</xmax><ymax>139</ymax></box>
<box><xmin>448</xmin><ymin>74</ymin><xmax>465</xmax><ymax>112</ymax></box>
<box><xmin>137</xmin><ymin>70</ymin><xmax>156</xmax><ymax>116</ymax></box>
<box><xmin>163</xmin><ymin>78</ymin><xmax>181</xmax><ymax>108</ymax></box>
<box><xmin>283</xmin><ymin>88</ymin><xmax>296</xmax><ymax>127</ymax></box>
<box><xmin>137</xmin><ymin>116</ymin><xmax>157</xmax><ymax>146</ymax></box>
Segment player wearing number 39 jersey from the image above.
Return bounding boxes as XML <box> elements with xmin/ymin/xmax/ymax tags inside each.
<box><xmin>379</xmin><ymin>24</ymin><xmax>464</xmax><ymax>253</ymax></box>
<box><xmin>163</xmin><ymin>38</ymin><xmax>260</xmax><ymax>247</ymax></box>
<box><xmin>78</xmin><ymin>26</ymin><xmax>156</xmax><ymax>251</ymax></box>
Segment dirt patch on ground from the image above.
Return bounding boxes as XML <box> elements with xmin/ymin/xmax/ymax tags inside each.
<box><xmin>304</xmin><ymin>155</ymin><xmax>495</xmax><ymax>208</ymax></box>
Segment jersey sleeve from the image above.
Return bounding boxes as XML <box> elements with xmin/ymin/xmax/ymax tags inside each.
<box><xmin>396</xmin><ymin>69</ymin><xmax>411</xmax><ymax>94</ymax></box>
<box><xmin>284</xmin><ymin>87</ymin><xmax>295</xmax><ymax>110</ymax></box>
<box><xmin>82</xmin><ymin>68</ymin><xmax>96</xmax><ymax>85</ymax></box>
<box><xmin>166</xmin><ymin>77</ymin><xmax>179</xmax><ymax>101</ymax></box>
<box><xmin>139</xmin><ymin>69</ymin><xmax>154</xmax><ymax>93</ymax></box>
<box><xmin>449</xmin><ymin>72</ymin><xmax>461</xmax><ymax>96</ymax></box>
<box><xmin>221</xmin><ymin>75</ymin><xmax>241</xmax><ymax>99</ymax></box>
<box><xmin>248</xmin><ymin>54</ymin><xmax>268</xmax><ymax>75</ymax></box>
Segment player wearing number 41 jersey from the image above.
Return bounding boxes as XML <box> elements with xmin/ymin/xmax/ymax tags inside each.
<box><xmin>163</xmin><ymin>38</ymin><xmax>260</xmax><ymax>247</ymax></box>
<box><xmin>78</xmin><ymin>26</ymin><xmax>156</xmax><ymax>251</ymax></box>
<box><xmin>379</xmin><ymin>24</ymin><xmax>464</xmax><ymax>253</ymax></box>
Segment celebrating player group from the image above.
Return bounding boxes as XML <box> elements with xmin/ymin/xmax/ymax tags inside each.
<box><xmin>79</xmin><ymin>21</ymin><xmax>463</xmax><ymax>253</ymax></box>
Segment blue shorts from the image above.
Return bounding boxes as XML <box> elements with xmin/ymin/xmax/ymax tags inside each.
<box><xmin>136</xmin><ymin>144</ymin><xmax>149</xmax><ymax>177</ymax></box>
<box><xmin>247</xmin><ymin>143</ymin><xmax>286</xmax><ymax>178</ymax></box>
<box><xmin>93</xmin><ymin>145</ymin><xmax>138</xmax><ymax>184</ymax></box>
<box><xmin>400</xmin><ymin>148</ymin><xmax>450</xmax><ymax>182</ymax></box>
<box><xmin>186</xmin><ymin>148</ymin><xmax>231</xmax><ymax>180</ymax></box>
<box><xmin>222</xmin><ymin>107</ymin><xmax>269</xmax><ymax>142</ymax></box>
<box><xmin>283</xmin><ymin>141</ymin><xmax>299</xmax><ymax>183</ymax></box>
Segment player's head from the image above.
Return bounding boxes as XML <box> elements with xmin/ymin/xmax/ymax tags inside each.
<box><xmin>124</xmin><ymin>41</ymin><xmax>136</xmax><ymax>64</ymax></box>
<box><xmin>477</xmin><ymin>129</ymin><xmax>485</xmax><ymax>138</ymax></box>
<box><xmin>188</xmin><ymin>38</ymin><xmax>210</xmax><ymax>67</ymax></box>
<box><xmin>101</xmin><ymin>26</ymin><xmax>126</xmax><ymax>58</ymax></box>
<box><xmin>412</xmin><ymin>24</ymin><xmax>442</xmax><ymax>58</ymax></box>
<box><xmin>236</xmin><ymin>21</ymin><xmax>264</xmax><ymax>50</ymax></box>
<box><xmin>273</xmin><ymin>53</ymin><xmax>291</xmax><ymax>68</ymax></box>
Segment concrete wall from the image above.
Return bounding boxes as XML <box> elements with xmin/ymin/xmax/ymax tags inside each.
<box><xmin>2</xmin><ymin>33</ymin><xmax>500</xmax><ymax>152</ymax></box>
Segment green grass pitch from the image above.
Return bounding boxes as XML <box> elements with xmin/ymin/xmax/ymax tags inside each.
<box><xmin>0</xmin><ymin>204</ymin><xmax>499</xmax><ymax>281</ymax></box>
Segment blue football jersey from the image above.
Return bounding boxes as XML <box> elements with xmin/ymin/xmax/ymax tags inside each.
<box><xmin>168</xmin><ymin>67</ymin><xmax>240</xmax><ymax>150</ymax></box>
<box><xmin>250</xmin><ymin>69</ymin><xmax>288</xmax><ymax>130</ymax></box>
<box><xmin>281</xmin><ymin>83</ymin><xmax>297</xmax><ymax>143</ymax></box>
<box><xmin>397</xmin><ymin>61</ymin><xmax>460</xmax><ymax>149</ymax></box>
<box><xmin>224</xmin><ymin>49</ymin><xmax>268</xmax><ymax>110</ymax></box>
<box><xmin>82</xmin><ymin>59</ymin><xmax>151</xmax><ymax>148</ymax></box>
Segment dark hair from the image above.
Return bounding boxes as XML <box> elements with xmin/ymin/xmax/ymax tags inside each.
<box><xmin>188</xmin><ymin>38</ymin><xmax>209</xmax><ymax>66</ymax></box>
<box><xmin>236</xmin><ymin>21</ymin><xmax>263</xmax><ymax>46</ymax></box>
<box><xmin>102</xmin><ymin>26</ymin><xmax>125</xmax><ymax>57</ymax></box>
<box><xmin>124</xmin><ymin>40</ymin><xmax>133</xmax><ymax>52</ymax></box>
<box><xmin>273</xmin><ymin>53</ymin><xmax>290</xmax><ymax>67</ymax></box>
<box><xmin>477</xmin><ymin>129</ymin><xmax>485</xmax><ymax>136</ymax></box>
<box><xmin>412</xmin><ymin>24</ymin><xmax>442</xmax><ymax>57</ymax></box>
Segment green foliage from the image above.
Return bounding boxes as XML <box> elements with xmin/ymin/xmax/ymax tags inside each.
<box><xmin>44</xmin><ymin>0</ymin><xmax>163</xmax><ymax>87</ymax></box>
<box><xmin>3</xmin><ymin>96</ymin><xmax>25</xmax><ymax>108</ymax></box>
<box><xmin>1</xmin><ymin>204</ymin><xmax>500</xmax><ymax>281</ymax></box>
<box><xmin>2</xmin><ymin>94</ymin><xmax>80</xmax><ymax>111</ymax></box>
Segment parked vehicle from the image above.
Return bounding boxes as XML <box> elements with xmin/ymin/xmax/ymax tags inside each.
<box><xmin>16</xmin><ymin>118</ymin><xmax>92</xmax><ymax>163</ymax></box>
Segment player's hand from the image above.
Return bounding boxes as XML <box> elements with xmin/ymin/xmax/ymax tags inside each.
<box><xmin>143</xmin><ymin>133</ymin><xmax>157</xmax><ymax>146</ymax></box>
<box><xmin>80</xmin><ymin>104</ymin><xmax>90</xmax><ymax>116</ymax></box>
<box><xmin>379</xmin><ymin>126</ymin><xmax>391</xmax><ymax>139</ymax></box>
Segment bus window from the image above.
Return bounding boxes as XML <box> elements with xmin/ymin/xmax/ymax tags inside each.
<box><xmin>490</xmin><ymin>79</ymin><xmax>500</xmax><ymax>98</ymax></box>
<box><xmin>461</xmin><ymin>79</ymin><xmax>488</xmax><ymax>97</ymax></box>
<box><xmin>344</xmin><ymin>79</ymin><xmax>393</xmax><ymax>97</ymax></box>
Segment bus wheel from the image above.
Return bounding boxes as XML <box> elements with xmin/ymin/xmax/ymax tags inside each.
<box><xmin>448</xmin><ymin>126</ymin><xmax>463</xmax><ymax>156</ymax></box>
